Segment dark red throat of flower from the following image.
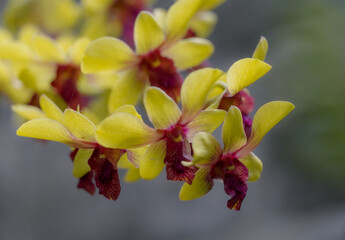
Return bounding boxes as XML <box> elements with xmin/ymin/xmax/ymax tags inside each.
<box><xmin>87</xmin><ymin>148</ymin><xmax>123</xmax><ymax>201</ymax></box>
<box><xmin>184</xmin><ymin>29</ymin><xmax>197</xmax><ymax>39</ymax></box>
<box><xmin>219</xmin><ymin>90</ymin><xmax>255</xmax><ymax>115</ymax></box>
<box><xmin>219</xmin><ymin>90</ymin><xmax>254</xmax><ymax>137</ymax></box>
<box><xmin>164</xmin><ymin>126</ymin><xmax>196</xmax><ymax>184</ymax></box>
<box><xmin>70</xmin><ymin>148</ymin><xmax>123</xmax><ymax>201</ymax></box>
<box><xmin>139</xmin><ymin>49</ymin><xmax>183</xmax><ymax>102</ymax></box>
<box><xmin>51</xmin><ymin>64</ymin><xmax>89</xmax><ymax>110</ymax></box>
<box><xmin>223</xmin><ymin>159</ymin><xmax>249</xmax><ymax>211</ymax></box>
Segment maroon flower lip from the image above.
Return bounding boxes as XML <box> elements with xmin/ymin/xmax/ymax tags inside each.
<box><xmin>164</xmin><ymin>125</ymin><xmax>196</xmax><ymax>184</ymax></box>
<box><xmin>71</xmin><ymin>147</ymin><xmax>124</xmax><ymax>201</ymax></box>
<box><xmin>223</xmin><ymin>159</ymin><xmax>249</xmax><ymax>211</ymax></box>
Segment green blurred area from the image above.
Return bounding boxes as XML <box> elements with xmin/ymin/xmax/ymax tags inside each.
<box><xmin>269</xmin><ymin>0</ymin><xmax>345</xmax><ymax>190</ymax></box>
<box><xmin>213</xmin><ymin>0</ymin><xmax>345</xmax><ymax>194</ymax></box>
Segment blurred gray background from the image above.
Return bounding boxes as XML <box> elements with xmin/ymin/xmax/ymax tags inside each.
<box><xmin>1</xmin><ymin>0</ymin><xmax>345</xmax><ymax>239</ymax></box>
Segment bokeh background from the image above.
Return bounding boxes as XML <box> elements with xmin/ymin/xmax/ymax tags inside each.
<box><xmin>1</xmin><ymin>0</ymin><xmax>345</xmax><ymax>239</ymax></box>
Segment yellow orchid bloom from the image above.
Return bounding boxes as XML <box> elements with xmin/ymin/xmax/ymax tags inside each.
<box><xmin>3</xmin><ymin>0</ymin><xmax>81</xmax><ymax>35</ymax></box>
<box><xmin>0</xmin><ymin>0</ymin><xmax>296</xmax><ymax>212</ymax></box>
<box><xmin>96</xmin><ymin>68</ymin><xmax>226</xmax><ymax>183</ymax></box>
<box><xmin>204</xmin><ymin>37</ymin><xmax>271</xmax><ymax>136</ymax></box>
<box><xmin>0</xmin><ymin>27</ymin><xmax>34</xmax><ymax>103</ymax></box>
<box><xmin>179</xmin><ymin>102</ymin><xmax>294</xmax><ymax>210</ymax></box>
<box><xmin>14</xmin><ymin>95</ymin><xmax>143</xmax><ymax>200</ymax></box>
<box><xmin>82</xmin><ymin>0</ymin><xmax>215</xmax><ymax>113</ymax></box>
<box><xmin>15</xmin><ymin>95</ymin><xmax>98</xmax><ymax>148</ymax></box>
<box><xmin>0</xmin><ymin>27</ymin><xmax>117</xmax><ymax>111</ymax></box>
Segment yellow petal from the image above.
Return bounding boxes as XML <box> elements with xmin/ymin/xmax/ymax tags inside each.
<box><xmin>162</xmin><ymin>38</ymin><xmax>214</xmax><ymax>71</ymax></box>
<box><xmin>205</xmin><ymin>73</ymin><xmax>227</xmax><ymax>101</ymax></box>
<box><xmin>39</xmin><ymin>95</ymin><xmax>64</xmax><ymax>123</ymax></box>
<box><xmin>189</xmin><ymin>11</ymin><xmax>217</xmax><ymax>38</ymax></box>
<box><xmin>134</xmin><ymin>11</ymin><xmax>165</xmax><ymax>55</ymax></box>
<box><xmin>181</xmin><ymin>68</ymin><xmax>223</xmax><ymax>123</ymax></box>
<box><xmin>108</xmin><ymin>70</ymin><xmax>146</xmax><ymax>113</ymax></box>
<box><xmin>199</xmin><ymin>0</ymin><xmax>226</xmax><ymax>10</ymax></box>
<box><xmin>80</xmin><ymin>108</ymin><xmax>102</xmax><ymax>125</ymax></box>
<box><xmin>186</xmin><ymin>109</ymin><xmax>226</xmax><ymax>140</ymax></box>
<box><xmin>81</xmin><ymin>37</ymin><xmax>137</xmax><ymax>73</ymax></box>
<box><xmin>96</xmin><ymin>113</ymin><xmax>162</xmax><ymax>149</ymax></box>
<box><xmin>227</xmin><ymin>58</ymin><xmax>272</xmax><ymax>96</ymax></box>
<box><xmin>127</xmin><ymin>146</ymin><xmax>148</xmax><ymax>167</ymax></box>
<box><xmin>118</xmin><ymin>152</ymin><xmax>141</xmax><ymax>182</ymax></box>
<box><xmin>32</xmin><ymin>35</ymin><xmax>65</xmax><ymax>62</ymax></box>
<box><xmin>17</xmin><ymin>118</ymin><xmax>73</xmax><ymax>144</ymax></box>
<box><xmin>57</xmin><ymin>34</ymin><xmax>76</xmax><ymax>52</ymax></box>
<box><xmin>144</xmin><ymin>87</ymin><xmax>181</xmax><ymax>129</ymax></box>
<box><xmin>18</xmin><ymin>24</ymin><xmax>40</xmax><ymax>46</ymax></box>
<box><xmin>64</xmin><ymin>108</ymin><xmax>97</xmax><ymax>142</ymax></box>
<box><xmin>140</xmin><ymin>140</ymin><xmax>166</xmax><ymax>180</ymax></box>
<box><xmin>81</xmin><ymin>0</ymin><xmax>111</xmax><ymax>13</ymax></box>
<box><xmin>204</xmin><ymin>82</ymin><xmax>227</xmax><ymax>110</ymax></box>
<box><xmin>12</xmin><ymin>104</ymin><xmax>45</xmax><ymax>120</ymax></box>
<box><xmin>19</xmin><ymin>65</ymin><xmax>55</xmax><ymax>93</ymax></box>
<box><xmin>118</xmin><ymin>153</ymin><xmax>134</xmax><ymax>169</ymax></box>
<box><xmin>152</xmin><ymin>8</ymin><xmax>167</xmax><ymax>29</ymax></box>
<box><xmin>0</xmin><ymin>27</ymin><xmax>13</xmax><ymax>42</ymax></box>
<box><xmin>236</xmin><ymin>101</ymin><xmax>295</xmax><ymax>157</ymax></box>
<box><xmin>41</xmin><ymin>0</ymin><xmax>80</xmax><ymax>33</ymax></box>
<box><xmin>222</xmin><ymin>106</ymin><xmax>247</xmax><ymax>155</ymax></box>
<box><xmin>72</xmin><ymin>149</ymin><xmax>93</xmax><ymax>178</ymax></box>
<box><xmin>239</xmin><ymin>153</ymin><xmax>262</xmax><ymax>182</ymax></box>
<box><xmin>113</xmin><ymin>104</ymin><xmax>142</xmax><ymax>120</ymax></box>
<box><xmin>179</xmin><ymin>167</ymin><xmax>213</xmax><ymax>201</ymax></box>
<box><xmin>81</xmin><ymin>15</ymin><xmax>118</xmax><ymax>40</ymax></box>
<box><xmin>191</xmin><ymin>132</ymin><xmax>222</xmax><ymax>165</ymax></box>
<box><xmin>165</xmin><ymin>0</ymin><xmax>202</xmax><ymax>42</ymax></box>
<box><xmin>252</xmin><ymin>36</ymin><xmax>268</xmax><ymax>61</ymax></box>
<box><xmin>68</xmin><ymin>37</ymin><xmax>91</xmax><ymax>65</ymax></box>
<box><xmin>0</xmin><ymin>42</ymin><xmax>33</xmax><ymax>61</ymax></box>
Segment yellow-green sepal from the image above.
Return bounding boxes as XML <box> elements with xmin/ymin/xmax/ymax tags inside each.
<box><xmin>227</xmin><ymin>58</ymin><xmax>271</xmax><ymax>96</ymax></box>
<box><xmin>139</xmin><ymin>140</ymin><xmax>166</xmax><ymax>180</ymax></box>
<box><xmin>72</xmin><ymin>149</ymin><xmax>93</xmax><ymax>178</ymax></box>
<box><xmin>179</xmin><ymin>167</ymin><xmax>213</xmax><ymax>200</ymax></box>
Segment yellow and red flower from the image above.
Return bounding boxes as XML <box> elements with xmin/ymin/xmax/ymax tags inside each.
<box><xmin>179</xmin><ymin>102</ymin><xmax>294</xmax><ymax>210</ymax></box>
<box><xmin>96</xmin><ymin>68</ymin><xmax>226</xmax><ymax>183</ymax></box>
<box><xmin>82</xmin><ymin>0</ymin><xmax>214</xmax><ymax>112</ymax></box>
<box><xmin>14</xmin><ymin>95</ymin><xmax>144</xmax><ymax>200</ymax></box>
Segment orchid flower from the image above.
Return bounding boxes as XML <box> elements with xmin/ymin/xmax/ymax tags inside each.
<box><xmin>82</xmin><ymin>0</ymin><xmax>214</xmax><ymax>112</ymax></box>
<box><xmin>81</xmin><ymin>0</ymin><xmax>153</xmax><ymax>43</ymax></box>
<box><xmin>0</xmin><ymin>26</ymin><xmax>117</xmax><ymax>111</ymax></box>
<box><xmin>14</xmin><ymin>95</ymin><xmax>144</xmax><ymax>200</ymax></box>
<box><xmin>3</xmin><ymin>0</ymin><xmax>80</xmax><ymax>35</ymax></box>
<box><xmin>179</xmin><ymin>102</ymin><xmax>294</xmax><ymax>210</ymax></box>
<box><xmin>96</xmin><ymin>68</ymin><xmax>226</xmax><ymax>183</ymax></box>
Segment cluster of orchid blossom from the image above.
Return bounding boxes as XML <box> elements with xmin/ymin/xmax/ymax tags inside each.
<box><xmin>0</xmin><ymin>0</ymin><xmax>294</xmax><ymax>210</ymax></box>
